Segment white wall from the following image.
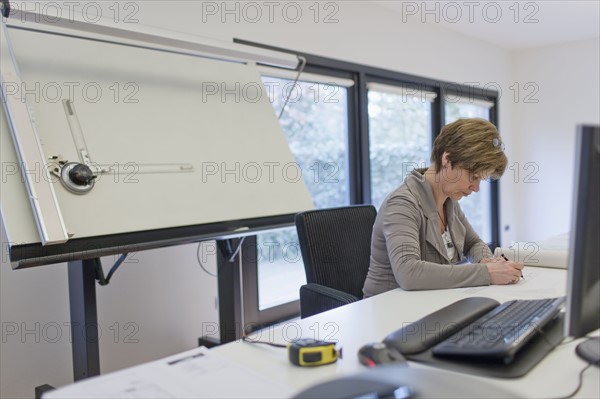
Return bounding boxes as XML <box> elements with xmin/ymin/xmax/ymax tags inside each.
<box><xmin>1</xmin><ymin>220</ymin><xmax>219</xmax><ymax>399</ymax></box>
<box><xmin>1</xmin><ymin>2</ymin><xmax>598</xmax><ymax>398</ymax></box>
<box><xmin>508</xmin><ymin>38</ymin><xmax>600</xmax><ymax>242</ymax></box>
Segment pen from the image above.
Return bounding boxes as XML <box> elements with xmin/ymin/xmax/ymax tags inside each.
<box><xmin>501</xmin><ymin>253</ymin><xmax>524</xmax><ymax>279</ymax></box>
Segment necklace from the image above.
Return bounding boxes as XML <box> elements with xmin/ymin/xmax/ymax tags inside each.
<box><xmin>438</xmin><ymin>209</ymin><xmax>454</xmax><ymax>249</ymax></box>
<box><xmin>437</xmin><ymin>209</ymin><xmax>447</xmax><ymax>230</ymax></box>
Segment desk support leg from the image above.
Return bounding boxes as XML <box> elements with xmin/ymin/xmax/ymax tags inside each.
<box><xmin>68</xmin><ymin>259</ymin><xmax>101</xmax><ymax>381</ymax></box>
<box><xmin>216</xmin><ymin>239</ymin><xmax>243</xmax><ymax>344</ymax></box>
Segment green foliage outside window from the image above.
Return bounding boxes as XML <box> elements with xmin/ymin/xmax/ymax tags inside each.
<box><xmin>257</xmin><ymin>77</ymin><xmax>349</xmax><ymax>308</ymax></box>
<box><xmin>368</xmin><ymin>91</ymin><xmax>431</xmax><ymax>208</ymax></box>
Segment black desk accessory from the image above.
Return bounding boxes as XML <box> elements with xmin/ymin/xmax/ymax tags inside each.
<box><xmin>383</xmin><ymin>297</ymin><xmax>565</xmax><ymax>378</ymax></box>
<box><xmin>357</xmin><ymin>342</ymin><xmax>406</xmax><ymax>367</ymax></box>
<box><xmin>575</xmin><ymin>337</ymin><xmax>600</xmax><ymax>366</ymax></box>
<box><xmin>383</xmin><ymin>297</ymin><xmax>499</xmax><ymax>355</ymax></box>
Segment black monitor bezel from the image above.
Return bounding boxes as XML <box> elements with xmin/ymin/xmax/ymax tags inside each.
<box><xmin>564</xmin><ymin>124</ymin><xmax>600</xmax><ymax>338</ymax></box>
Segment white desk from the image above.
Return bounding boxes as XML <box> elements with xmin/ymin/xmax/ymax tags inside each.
<box><xmin>46</xmin><ymin>267</ymin><xmax>599</xmax><ymax>398</ymax></box>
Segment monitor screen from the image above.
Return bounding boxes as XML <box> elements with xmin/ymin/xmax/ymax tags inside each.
<box><xmin>565</xmin><ymin>125</ymin><xmax>600</xmax><ymax>340</ymax></box>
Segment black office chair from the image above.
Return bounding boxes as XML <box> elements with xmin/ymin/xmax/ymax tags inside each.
<box><xmin>295</xmin><ymin>205</ymin><xmax>377</xmax><ymax>318</ymax></box>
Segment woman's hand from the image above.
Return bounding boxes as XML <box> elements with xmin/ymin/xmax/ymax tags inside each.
<box><xmin>480</xmin><ymin>257</ymin><xmax>502</xmax><ymax>264</ymax></box>
<box><xmin>485</xmin><ymin>260</ymin><xmax>524</xmax><ymax>285</ymax></box>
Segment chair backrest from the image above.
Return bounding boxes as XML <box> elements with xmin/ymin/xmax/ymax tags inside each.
<box><xmin>295</xmin><ymin>205</ymin><xmax>377</xmax><ymax>299</ymax></box>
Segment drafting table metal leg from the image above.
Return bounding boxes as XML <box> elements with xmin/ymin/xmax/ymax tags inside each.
<box><xmin>216</xmin><ymin>239</ymin><xmax>243</xmax><ymax>344</ymax></box>
<box><xmin>68</xmin><ymin>259</ymin><xmax>101</xmax><ymax>381</ymax></box>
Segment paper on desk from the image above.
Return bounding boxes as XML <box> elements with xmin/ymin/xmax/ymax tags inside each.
<box><xmin>459</xmin><ymin>268</ymin><xmax>566</xmax><ymax>302</ymax></box>
<box><xmin>43</xmin><ymin>347</ymin><xmax>293</xmax><ymax>399</ymax></box>
<box><xmin>494</xmin><ymin>240</ymin><xmax>569</xmax><ymax>269</ymax></box>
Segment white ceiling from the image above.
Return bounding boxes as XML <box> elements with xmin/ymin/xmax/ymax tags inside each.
<box><xmin>375</xmin><ymin>1</ymin><xmax>600</xmax><ymax>50</ymax></box>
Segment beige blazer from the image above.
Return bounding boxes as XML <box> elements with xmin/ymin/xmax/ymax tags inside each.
<box><xmin>363</xmin><ymin>170</ymin><xmax>492</xmax><ymax>297</ymax></box>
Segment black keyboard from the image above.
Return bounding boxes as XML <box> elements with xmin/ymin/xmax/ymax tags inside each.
<box><xmin>432</xmin><ymin>297</ymin><xmax>565</xmax><ymax>363</ymax></box>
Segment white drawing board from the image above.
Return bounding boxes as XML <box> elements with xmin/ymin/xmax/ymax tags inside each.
<box><xmin>1</xmin><ymin>26</ymin><xmax>313</xmax><ymax>267</ymax></box>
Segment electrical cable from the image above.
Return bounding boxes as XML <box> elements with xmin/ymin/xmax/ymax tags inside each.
<box><xmin>549</xmin><ymin>362</ymin><xmax>593</xmax><ymax>399</ymax></box>
<box><xmin>96</xmin><ymin>254</ymin><xmax>128</xmax><ymax>286</ymax></box>
<box><xmin>105</xmin><ymin>253</ymin><xmax>127</xmax><ymax>282</ymax></box>
<box><xmin>532</xmin><ymin>324</ymin><xmax>557</xmax><ymax>348</ymax></box>
<box><xmin>531</xmin><ymin>327</ymin><xmax>596</xmax><ymax>399</ymax></box>
<box><xmin>277</xmin><ymin>55</ymin><xmax>307</xmax><ymax>120</ymax></box>
<box><xmin>228</xmin><ymin>237</ymin><xmax>246</xmax><ymax>263</ymax></box>
<box><xmin>196</xmin><ymin>237</ymin><xmax>246</xmax><ymax>276</ymax></box>
<box><xmin>242</xmin><ymin>336</ymin><xmax>287</xmax><ymax>348</ymax></box>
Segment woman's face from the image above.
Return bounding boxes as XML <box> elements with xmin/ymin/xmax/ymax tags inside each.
<box><xmin>440</xmin><ymin>165</ymin><xmax>487</xmax><ymax>201</ymax></box>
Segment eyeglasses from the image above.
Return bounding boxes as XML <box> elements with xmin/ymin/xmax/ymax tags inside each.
<box><xmin>492</xmin><ymin>138</ymin><xmax>506</xmax><ymax>151</ymax></box>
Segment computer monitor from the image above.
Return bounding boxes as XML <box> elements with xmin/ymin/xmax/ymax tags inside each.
<box><xmin>564</xmin><ymin>124</ymin><xmax>600</xmax><ymax>364</ymax></box>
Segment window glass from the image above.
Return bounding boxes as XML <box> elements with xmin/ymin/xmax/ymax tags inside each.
<box><xmin>368</xmin><ymin>88</ymin><xmax>432</xmax><ymax>209</ymax></box>
<box><xmin>445</xmin><ymin>101</ymin><xmax>492</xmax><ymax>243</ymax></box>
<box><xmin>257</xmin><ymin>76</ymin><xmax>349</xmax><ymax>309</ymax></box>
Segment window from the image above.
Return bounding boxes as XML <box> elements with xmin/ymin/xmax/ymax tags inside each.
<box><xmin>224</xmin><ymin>40</ymin><xmax>501</xmax><ymax>340</ymax></box>
<box><xmin>254</xmin><ymin>73</ymin><xmax>351</xmax><ymax>311</ymax></box>
<box><xmin>444</xmin><ymin>98</ymin><xmax>494</xmax><ymax>243</ymax></box>
<box><xmin>367</xmin><ymin>83</ymin><xmax>434</xmax><ymax>208</ymax></box>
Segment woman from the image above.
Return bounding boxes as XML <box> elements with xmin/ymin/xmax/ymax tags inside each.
<box><xmin>363</xmin><ymin>118</ymin><xmax>523</xmax><ymax>297</ymax></box>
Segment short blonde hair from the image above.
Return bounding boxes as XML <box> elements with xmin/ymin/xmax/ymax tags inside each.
<box><xmin>431</xmin><ymin>118</ymin><xmax>507</xmax><ymax>179</ymax></box>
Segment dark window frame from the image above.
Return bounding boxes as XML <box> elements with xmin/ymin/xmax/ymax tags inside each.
<box><xmin>231</xmin><ymin>40</ymin><xmax>500</xmax><ymax>332</ymax></box>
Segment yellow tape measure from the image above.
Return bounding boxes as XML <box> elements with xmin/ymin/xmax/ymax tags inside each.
<box><xmin>288</xmin><ymin>338</ymin><xmax>342</xmax><ymax>367</ymax></box>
